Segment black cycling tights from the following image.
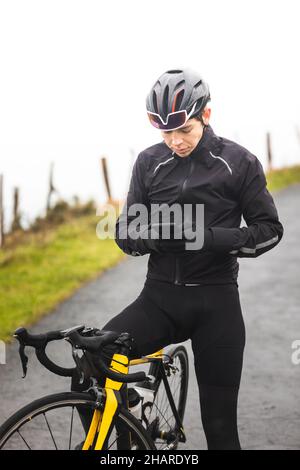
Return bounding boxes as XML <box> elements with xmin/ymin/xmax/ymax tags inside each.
<box><xmin>102</xmin><ymin>278</ymin><xmax>246</xmax><ymax>450</ymax></box>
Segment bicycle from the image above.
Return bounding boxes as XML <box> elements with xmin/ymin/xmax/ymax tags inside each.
<box><xmin>0</xmin><ymin>324</ymin><xmax>189</xmax><ymax>450</ymax></box>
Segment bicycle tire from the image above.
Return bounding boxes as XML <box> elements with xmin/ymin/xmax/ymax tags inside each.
<box><xmin>145</xmin><ymin>344</ymin><xmax>189</xmax><ymax>450</ymax></box>
<box><xmin>0</xmin><ymin>392</ymin><xmax>155</xmax><ymax>450</ymax></box>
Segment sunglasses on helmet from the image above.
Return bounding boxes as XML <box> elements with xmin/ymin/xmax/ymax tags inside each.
<box><xmin>147</xmin><ymin>102</ymin><xmax>197</xmax><ymax>131</ymax></box>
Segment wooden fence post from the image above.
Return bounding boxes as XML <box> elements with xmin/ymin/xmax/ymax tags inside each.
<box><xmin>100</xmin><ymin>156</ymin><xmax>112</xmax><ymax>203</ymax></box>
<box><xmin>46</xmin><ymin>162</ymin><xmax>56</xmax><ymax>213</ymax></box>
<box><xmin>266</xmin><ymin>132</ymin><xmax>273</xmax><ymax>172</ymax></box>
<box><xmin>11</xmin><ymin>187</ymin><xmax>22</xmax><ymax>232</ymax></box>
<box><xmin>0</xmin><ymin>174</ymin><xmax>4</xmax><ymax>248</ymax></box>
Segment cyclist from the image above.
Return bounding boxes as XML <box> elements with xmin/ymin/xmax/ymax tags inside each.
<box><xmin>102</xmin><ymin>69</ymin><xmax>284</xmax><ymax>450</ymax></box>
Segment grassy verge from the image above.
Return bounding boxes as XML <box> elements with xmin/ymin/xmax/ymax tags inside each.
<box><xmin>266</xmin><ymin>164</ymin><xmax>300</xmax><ymax>192</ymax></box>
<box><xmin>0</xmin><ymin>214</ymin><xmax>124</xmax><ymax>342</ymax></box>
<box><xmin>1</xmin><ymin>165</ymin><xmax>300</xmax><ymax>342</ymax></box>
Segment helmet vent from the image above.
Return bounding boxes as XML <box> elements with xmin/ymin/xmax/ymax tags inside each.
<box><xmin>194</xmin><ymin>80</ymin><xmax>203</xmax><ymax>90</ymax></box>
<box><xmin>174</xmin><ymin>80</ymin><xmax>185</xmax><ymax>92</ymax></box>
<box><xmin>166</xmin><ymin>69</ymin><xmax>183</xmax><ymax>74</ymax></box>
<box><xmin>152</xmin><ymin>90</ymin><xmax>159</xmax><ymax>114</ymax></box>
<box><xmin>173</xmin><ymin>88</ymin><xmax>184</xmax><ymax>111</ymax></box>
<box><xmin>162</xmin><ymin>84</ymin><xmax>169</xmax><ymax>117</ymax></box>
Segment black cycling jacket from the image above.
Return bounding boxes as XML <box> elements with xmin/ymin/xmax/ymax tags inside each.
<box><xmin>115</xmin><ymin>125</ymin><xmax>284</xmax><ymax>286</ymax></box>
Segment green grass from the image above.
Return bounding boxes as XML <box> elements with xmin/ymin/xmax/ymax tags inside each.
<box><xmin>266</xmin><ymin>164</ymin><xmax>300</xmax><ymax>192</ymax></box>
<box><xmin>0</xmin><ymin>215</ymin><xmax>124</xmax><ymax>342</ymax></box>
<box><xmin>1</xmin><ymin>165</ymin><xmax>300</xmax><ymax>342</ymax></box>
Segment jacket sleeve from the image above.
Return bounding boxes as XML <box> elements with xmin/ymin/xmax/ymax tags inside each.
<box><xmin>208</xmin><ymin>156</ymin><xmax>284</xmax><ymax>258</ymax></box>
<box><xmin>114</xmin><ymin>154</ymin><xmax>151</xmax><ymax>256</ymax></box>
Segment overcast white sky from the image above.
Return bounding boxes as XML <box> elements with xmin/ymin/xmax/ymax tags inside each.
<box><xmin>0</xmin><ymin>0</ymin><xmax>300</xmax><ymax>228</ymax></box>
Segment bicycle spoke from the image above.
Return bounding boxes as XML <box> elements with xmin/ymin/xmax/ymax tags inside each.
<box><xmin>159</xmin><ymin>387</ymin><xmax>169</xmax><ymax>415</ymax></box>
<box><xmin>156</xmin><ymin>374</ymin><xmax>181</xmax><ymax>423</ymax></box>
<box><xmin>161</xmin><ymin>381</ymin><xmax>175</xmax><ymax>415</ymax></box>
<box><xmin>161</xmin><ymin>379</ymin><xmax>181</xmax><ymax>418</ymax></box>
<box><xmin>17</xmin><ymin>429</ymin><xmax>32</xmax><ymax>450</ymax></box>
<box><xmin>149</xmin><ymin>386</ymin><xmax>170</xmax><ymax>426</ymax></box>
<box><xmin>68</xmin><ymin>406</ymin><xmax>75</xmax><ymax>450</ymax></box>
<box><xmin>107</xmin><ymin>434</ymin><xmax>118</xmax><ymax>449</ymax></box>
<box><xmin>151</xmin><ymin>402</ymin><xmax>174</xmax><ymax>429</ymax></box>
<box><xmin>108</xmin><ymin>431</ymin><xmax>136</xmax><ymax>450</ymax></box>
<box><xmin>43</xmin><ymin>413</ymin><xmax>58</xmax><ymax>450</ymax></box>
<box><xmin>157</xmin><ymin>378</ymin><xmax>171</xmax><ymax>415</ymax></box>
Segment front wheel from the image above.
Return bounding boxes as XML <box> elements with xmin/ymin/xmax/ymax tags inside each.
<box><xmin>0</xmin><ymin>392</ymin><xmax>155</xmax><ymax>450</ymax></box>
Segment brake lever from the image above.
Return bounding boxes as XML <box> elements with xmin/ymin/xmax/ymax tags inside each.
<box><xmin>71</xmin><ymin>348</ymin><xmax>85</xmax><ymax>385</ymax></box>
<box><xmin>17</xmin><ymin>340</ymin><xmax>29</xmax><ymax>378</ymax></box>
<box><xmin>13</xmin><ymin>332</ymin><xmax>29</xmax><ymax>378</ymax></box>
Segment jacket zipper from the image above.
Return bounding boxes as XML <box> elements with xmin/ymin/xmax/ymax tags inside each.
<box><xmin>174</xmin><ymin>158</ymin><xmax>194</xmax><ymax>285</ymax></box>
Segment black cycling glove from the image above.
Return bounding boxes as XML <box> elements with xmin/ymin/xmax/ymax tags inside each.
<box><xmin>136</xmin><ymin>222</ymin><xmax>213</xmax><ymax>255</ymax></box>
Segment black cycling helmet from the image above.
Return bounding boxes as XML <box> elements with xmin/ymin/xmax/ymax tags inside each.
<box><xmin>146</xmin><ymin>68</ymin><xmax>210</xmax><ymax>131</ymax></box>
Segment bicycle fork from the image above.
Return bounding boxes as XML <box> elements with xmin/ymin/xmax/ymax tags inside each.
<box><xmin>82</xmin><ymin>353</ymin><xmax>129</xmax><ymax>451</ymax></box>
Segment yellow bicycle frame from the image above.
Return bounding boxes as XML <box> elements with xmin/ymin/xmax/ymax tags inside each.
<box><xmin>82</xmin><ymin>349</ymin><xmax>164</xmax><ymax>450</ymax></box>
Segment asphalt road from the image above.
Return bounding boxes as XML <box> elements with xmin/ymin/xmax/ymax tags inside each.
<box><xmin>0</xmin><ymin>184</ymin><xmax>299</xmax><ymax>450</ymax></box>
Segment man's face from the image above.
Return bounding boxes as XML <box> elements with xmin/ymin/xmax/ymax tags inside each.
<box><xmin>161</xmin><ymin>107</ymin><xmax>211</xmax><ymax>158</ymax></box>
